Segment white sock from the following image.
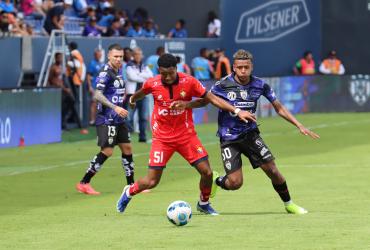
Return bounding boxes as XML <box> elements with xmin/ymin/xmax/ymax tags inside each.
<box><xmin>125</xmin><ymin>187</ymin><xmax>131</xmax><ymax>198</ymax></box>
<box><xmin>198</xmin><ymin>200</ymin><xmax>209</xmax><ymax>205</ymax></box>
<box><xmin>284</xmin><ymin>200</ymin><xmax>292</xmax><ymax>206</ymax></box>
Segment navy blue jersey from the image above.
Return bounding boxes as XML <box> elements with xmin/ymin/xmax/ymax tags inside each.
<box><xmin>211</xmin><ymin>74</ymin><xmax>277</xmax><ymax>141</ymax></box>
<box><xmin>95</xmin><ymin>64</ymin><xmax>126</xmax><ymax>126</ymax></box>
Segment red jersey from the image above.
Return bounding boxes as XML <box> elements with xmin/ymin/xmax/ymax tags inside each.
<box><xmin>142</xmin><ymin>72</ymin><xmax>207</xmax><ymax>142</ymax></box>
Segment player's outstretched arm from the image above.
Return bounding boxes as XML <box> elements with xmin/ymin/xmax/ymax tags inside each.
<box><xmin>204</xmin><ymin>92</ymin><xmax>256</xmax><ymax>123</ymax></box>
<box><xmin>272</xmin><ymin>100</ymin><xmax>320</xmax><ymax>139</ymax></box>
<box><xmin>94</xmin><ymin>90</ymin><xmax>128</xmax><ymax>118</ymax></box>
<box><xmin>170</xmin><ymin>98</ymin><xmax>209</xmax><ymax>110</ymax></box>
<box><xmin>129</xmin><ymin>89</ymin><xmax>147</xmax><ymax>109</ymax></box>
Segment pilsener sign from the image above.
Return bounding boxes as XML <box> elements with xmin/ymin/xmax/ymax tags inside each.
<box><xmin>235</xmin><ymin>0</ymin><xmax>310</xmax><ymax>43</ymax></box>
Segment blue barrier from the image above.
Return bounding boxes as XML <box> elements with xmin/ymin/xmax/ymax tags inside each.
<box><xmin>0</xmin><ymin>88</ymin><xmax>61</xmax><ymax>148</ymax></box>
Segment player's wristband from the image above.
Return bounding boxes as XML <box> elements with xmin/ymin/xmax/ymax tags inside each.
<box><xmin>234</xmin><ymin>108</ymin><xmax>241</xmax><ymax>115</ymax></box>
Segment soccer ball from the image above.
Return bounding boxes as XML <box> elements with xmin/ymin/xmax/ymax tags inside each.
<box><xmin>166</xmin><ymin>200</ymin><xmax>192</xmax><ymax>226</ymax></box>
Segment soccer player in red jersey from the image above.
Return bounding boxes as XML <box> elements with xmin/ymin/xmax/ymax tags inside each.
<box><xmin>116</xmin><ymin>53</ymin><xmax>256</xmax><ymax>215</ymax></box>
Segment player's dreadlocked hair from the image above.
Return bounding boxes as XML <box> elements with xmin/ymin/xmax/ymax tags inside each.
<box><xmin>233</xmin><ymin>49</ymin><xmax>253</xmax><ymax>61</ymax></box>
<box><xmin>158</xmin><ymin>53</ymin><xmax>177</xmax><ymax>68</ymax></box>
<box><xmin>108</xmin><ymin>43</ymin><xmax>123</xmax><ymax>52</ymax></box>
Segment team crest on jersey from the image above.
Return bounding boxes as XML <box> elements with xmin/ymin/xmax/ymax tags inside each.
<box><xmin>158</xmin><ymin>95</ymin><xmax>163</xmax><ymax>100</ymax></box>
<box><xmin>240</xmin><ymin>90</ymin><xmax>248</xmax><ymax>100</ymax></box>
<box><xmin>227</xmin><ymin>91</ymin><xmax>237</xmax><ymax>101</ymax></box>
<box><xmin>114</xmin><ymin>79</ymin><xmax>124</xmax><ymax>88</ymax></box>
<box><xmin>180</xmin><ymin>90</ymin><xmax>186</xmax><ymax>98</ymax></box>
<box><xmin>197</xmin><ymin>146</ymin><xmax>203</xmax><ymax>153</ymax></box>
<box><xmin>225</xmin><ymin>161</ymin><xmax>232</xmax><ymax>170</ymax></box>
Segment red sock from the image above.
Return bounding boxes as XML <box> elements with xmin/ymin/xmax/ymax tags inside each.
<box><xmin>129</xmin><ymin>182</ymin><xmax>141</xmax><ymax>196</ymax></box>
<box><xmin>200</xmin><ymin>186</ymin><xmax>211</xmax><ymax>202</ymax></box>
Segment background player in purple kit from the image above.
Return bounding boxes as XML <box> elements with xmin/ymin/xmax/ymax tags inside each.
<box><xmin>76</xmin><ymin>44</ymin><xmax>135</xmax><ymax>195</ymax></box>
<box><xmin>172</xmin><ymin>49</ymin><xmax>320</xmax><ymax>214</ymax></box>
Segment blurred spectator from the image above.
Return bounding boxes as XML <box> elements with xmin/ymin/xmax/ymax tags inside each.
<box><xmin>121</xmin><ymin>47</ymin><xmax>133</xmax><ymax>81</ymax></box>
<box><xmin>191</xmin><ymin>48</ymin><xmax>214</xmax><ymax>80</ymax></box>
<box><xmin>85</xmin><ymin>6</ymin><xmax>96</xmax><ymax>21</ymax></box>
<box><xmin>176</xmin><ymin>56</ymin><xmax>191</xmax><ymax>75</ymax></box>
<box><xmin>66</xmin><ymin>41</ymin><xmax>86</xmax><ymax>97</ymax></box>
<box><xmin>121</xmin><ymin>19</ymin><xmax>131</xmax><ymax>35</ymax></box>
<box><xmin>142</xmin><ymin>18</ymin><xmax>156</xmax><ymax>37</ymax></box>
<box><xmin>125</xmin><ymin>47</ymin><xmax>153</xmax><ymax>142</ymax></box>
<box><xmin>82</xmin><ymin>16</ymin><xmax>102</xmax><ymax>36</ymax></box>
<box><xmin>0</xmin><ymin>11</ymin><xmax>11</xmax><ymax>34</ymax></box>
<box><xmin>214</xmin><ymin>48</ymin><xmax>231</xmax><ymax>79</ymax></box>
<box><xmin>319</xmin><ymin>50</ymin><xmax>345</xmax><ymax>75</ymax></box>
<box><xmin>10</xmin><ymin>18</ymin><xmax>32</xmax><ymax>36</ymax></box>
<box><xmin>0</xmin><ymin>0</ymin><xmax>17</xmax><ymax>13</ymax></box>
<box><xmin>20</xmin><ymin>0</ymin><xmax>45</xmax><ymax>18</ymax></box>
<box><xmin>103</xmin><ymin>17</ymin><xmax>124</xmax><ymax>36</ymax></box>
<box><xmin>43</xmin><ymin>0</ymin><xmax>72</xmax><ymax>35</ymax></box>
<box><xmin>73</xmin><ymin>0</ymin><xmax>88</xmax><ymax>17</ymax></box>
<box><xmin>98</xmin><ymin>0</ymin><xmax>111</xmax><ymax>10</ymax></box>
<box><xmin>167</xmin><ymin>19</ymin><xmax>187</xmax><ymax>38</ymax></box>
<box><xmin>116</xmin><ymin>9</ymin><xmax>127</xmax><ymax>26</ymax></box>
<box><xmin>126</xmin><ymin>20</ymin><xmax>143</xmax><ymax>37</ymax></box>
<box><xmin>48</xmin><ymin>52</ymin><xmax>87</xmax><ymax>133</ymax></box>
<box><xmin>293</xmin><ymin>50</ymin><xmax>316</xmax><ymax>75</ymax></box>
<box><xmin>97</xmin><ymin>6</ymin><xmax>114</xmax><ymax>28</ymax></box>
<box><xmin>207</xmin><ymin>11</ymin><xmax>221</xmax><ymax>38</ymax></box>
<box><xmin>133</xmin><ymin>7</ymin><xmax>148</xmax><ymax>25</ymax></box>
<box><xmin>145</xmin><ymin>46</ymin><xmax>164</xmax><ymax>76</ymax></box>
<box><xmin>86</xmin><ymin>48</ymin><xmax>104</xmax><ymax>125</ymax></box>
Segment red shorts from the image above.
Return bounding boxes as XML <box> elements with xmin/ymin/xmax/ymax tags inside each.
<box><xmin>148</xmin><ymin>135</ymin><xmax>208</xmax><ymax>169</ymax></box>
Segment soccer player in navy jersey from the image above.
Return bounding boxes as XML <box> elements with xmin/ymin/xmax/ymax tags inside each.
<box><xmin>172</xmin><ymin>49</ymin><xmax>320</xmax><ymax>214</ymax></box>
<box><xmin>76</xmin><ymin>44</ymin><xmax>135</xmax><ymax>195</ymax></box>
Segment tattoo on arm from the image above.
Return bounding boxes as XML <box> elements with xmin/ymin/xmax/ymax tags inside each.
<box><xmin>94</xmin><ymin>90</ymin><xmax>116</xmax><ymax>109</ymax></box>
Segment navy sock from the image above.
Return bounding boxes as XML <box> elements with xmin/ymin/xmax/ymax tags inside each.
<box><xmin>273</xmin><ymin>181</ymin><xmax>291</xmax><ymax>202</ymax></box>
<box><xmin>81</xmin><ymin>152</ymin><xmax>108</xmax><ymax>183</ymax></box>
<box><xmin>122</xmin><ymin>154</ymin><xmax>135</xmax><ymax>185</ymax></box>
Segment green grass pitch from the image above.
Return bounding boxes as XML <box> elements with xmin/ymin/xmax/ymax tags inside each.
<box><xmin>1</xmin><ymin>113</ymin><xmax>370</xmax><ymax>249</ymax></box>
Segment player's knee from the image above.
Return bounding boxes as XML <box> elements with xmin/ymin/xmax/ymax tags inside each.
<box><xmin>228</xmin><ymin>176</ymin><xmax>243</xmax><ymax>190</ymax></box>
<box><xmin>101</xmin><ymin>150</ymin><xmax>113</xmax><ymax>157</ymax></box>
<box><xmin>201</xmin><ymin>168</ymin><xmax>213</xmax><ymax>179</ymax></box>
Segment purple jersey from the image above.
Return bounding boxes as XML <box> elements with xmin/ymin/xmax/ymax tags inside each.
<box><xmin>210</xmin><ymin>74</ymin><xmax>277</xmax><ymax>141</ymax></box>
<box><xmin>95</xmin><ymin>64</ymin><xmax>126</xmax><ymax>125</ymax></box>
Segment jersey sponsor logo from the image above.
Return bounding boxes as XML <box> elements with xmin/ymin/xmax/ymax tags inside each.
<box><xmin>152</xmin><ymin>121</ymin><xmax>159</xmax><ymax>131</ymax></box>
<box><xmin>116</xmin><ymin>88</ymin><xmax>125</xmax><ymax>94</ymax></box>
<box><xmin>234</xmin><ymin>102</ymin><xmax>255</xmax><ymax>108</ymax></box>
<box><xmin>97</xmin><ymin>83</ymin><xmax>105</xmax><ymax>88</ymax></box>
<box><xmin>99</xmin><ymin>72</ymin><xmax>107</xmax><ymax>77</ymax></box>
<box><xmin>260</xmin><ymin>147</ymin><xmax>268</xmax><ymax>156</ymax></box>
<box><xmin>263</xmin><ymin>154</ymin><xmax>272</xmax><ymax>159</ymax></box>
<box><xmin>235</xmin><ymin>0</ymin><xmax>311</xmax><ymax>43</ymax></box>
<box><xmin>255</xmin><ymin>138</ymin><xmax>264</xmax><ymax>148</ymax></box>
<box><xmin>240</xmin><ymin>90</ymin><xmax>248</xmax><ymax>100</ymax></box>
<box><xmin>111</xmin><ymin>96</ymin><xmax>124</xmax><ymax>103</ymax></box>
<box><xmin>158</xmin><ymin>108</ymin><xmax>185</xmax><ymax>116</ymax></box>
<box><xmin>227</xmin><ymin>91</ymin><xmax>237</xmax><ymax>101</ymax></box>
